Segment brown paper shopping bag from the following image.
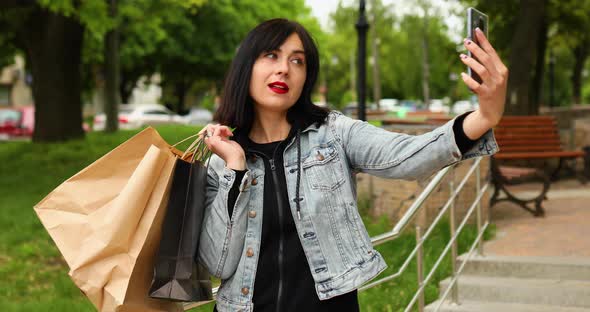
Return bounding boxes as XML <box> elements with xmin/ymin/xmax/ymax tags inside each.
<box><xmin>34</xmin><ymin>127</ymin><xmax>188</xmax><ymax>312</ymax></box>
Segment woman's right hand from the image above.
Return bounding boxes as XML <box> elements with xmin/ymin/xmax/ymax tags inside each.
<box><xmin>200</xmin><ymin>124</ymin><xmax>246</xmax><ymax>170</ymax></box>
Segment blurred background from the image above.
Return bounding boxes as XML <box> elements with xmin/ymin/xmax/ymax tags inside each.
<box><xmin>1</xmin><ymin>1</ymin><xmax>590</xmax><ymax>311</ymax></box>
<box><xmin>1</xmin><ymin>0</ymin><xmax>589</xmax><ymax>141</ymax></box>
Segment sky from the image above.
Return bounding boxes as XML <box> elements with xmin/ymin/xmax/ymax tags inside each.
<box><xmin>304</xmin><ymin>0</ymin><xmax>466</xmax><ymax>42</ymax></box>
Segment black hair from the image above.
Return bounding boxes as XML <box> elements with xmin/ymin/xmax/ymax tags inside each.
<box><xmin>214</xmin><ymin>18</ymin><xmax>330</xmax><ymax>131</ymax></box>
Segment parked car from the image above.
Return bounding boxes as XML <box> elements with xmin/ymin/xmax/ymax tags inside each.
<box><xmin>93</xmin><ymin>104</ymin><xmax>186</xmax><ymax>131</ymax></box>
<box><xmin>0</xmin><ymin>106</ymin><xmax>34</xmax><ymax>140</ymax></box>
<box><xmin>378</xmin><ymin>98</ymin><xmax>400</xmax><ymax>112</ymax></box>
<box><xmin>0</xmin><ymin>105</ymin><xmax>90</xmax><ymax>140</ymax></box>
<box><xmin>340</xmin><ymin>102</ymin><xmax>358</xmax><ymax>117</ymax></box>
<box><xmin>184</xmin><ymin>107</ymin><xmax>213</xmax><ymax>126</ymax></box>
<box><xmin>452</xmin><ymin>100</ymin><xmax>478</xmax><ymax>115</ymax></box>
<box><xmin>428</xmin><ymin>99</ymin><xmax>450</xmax><ymax>114</ymax></box>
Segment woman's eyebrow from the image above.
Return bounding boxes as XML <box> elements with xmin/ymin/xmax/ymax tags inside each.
<box><xmin>275</xmin><ymin>48</ymin><xmax>306</xmax><ymax>55</ymax></box>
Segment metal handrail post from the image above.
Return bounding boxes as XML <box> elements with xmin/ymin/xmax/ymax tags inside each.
<box><xmin>476</xmin><ymin>161</ymin><xmax>484</xmax><ymax>256</ymax></box>
<box><xmin>416</xmin><ymin>225</ymin><xmax>425</xmax><ymax>312</ymax></box>
<box><xmin>449</xmin><ymin>166</ymin><xmax>459</xmax><ymax>305</ymax></box>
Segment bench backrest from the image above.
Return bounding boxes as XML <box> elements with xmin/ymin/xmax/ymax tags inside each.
<box><xmin>494</xmin><ymin>116</ymin><xmax>563</xmax><ymax>153</ymax></box>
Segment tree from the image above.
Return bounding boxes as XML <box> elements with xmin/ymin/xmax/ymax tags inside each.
<box><xmin>550</xmin><ymin>0</ymin><xmax>590</xmax><ymax>105</ymax></box>
<box><xmin>0</xmin><ymin>0</ymin><xmax>203</xmax><ymax>142</ymax></box>
<box><xmin>0</xmin><ymin>3</ymin><xmax>92</xmax><ymax>141</ymax></box>
<box><xmin>462</xmin><ymin>0</ymin><xmax>590</xmax><ymax>112</ymax></box>
<box><xmin>154</xmin><ymin>0</ymin><xmax>321</xmax><ymax>112</ymax></box>
<box><xmin>104</xmin><ymin>0</ymin><xmax>120</xmax><ymax>132</ymax></box>
<box><xmin>324</xmin><ymin>0</ymin><xmax>467</xmax><ymax>109</ymax></box>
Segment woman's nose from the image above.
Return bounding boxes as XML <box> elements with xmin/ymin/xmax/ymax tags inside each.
<box><xmin>275</xmin><ymin>59</ymin><xmax>289</xmax><ymax>76</ymax></box>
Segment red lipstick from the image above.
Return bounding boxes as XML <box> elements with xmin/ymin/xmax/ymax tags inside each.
<box><xmin>268</xmin><ymin>81</ymin><xmax>289</xmax><ymax>94</ymax></box>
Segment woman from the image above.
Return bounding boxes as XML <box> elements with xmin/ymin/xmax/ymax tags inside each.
<box><xmin>198</xmin><ymin>18</ymin><xmax>507</xmax><ymax>312</ymax></box>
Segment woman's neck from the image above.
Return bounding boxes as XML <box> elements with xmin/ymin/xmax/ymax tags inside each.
<box><xmin>249</xmin><ymin>111</ymin><xmax>291</xmax><ymax>144</ymax></box>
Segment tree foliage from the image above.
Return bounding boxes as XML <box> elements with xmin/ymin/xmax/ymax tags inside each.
<box><xmin>461</xmin><ymin>0</ymin><xmax>590</xmax><ymax>112</ymax></box>
<box><xmin>323</xmin><ymin>0</ymin><xmax>469</xmax><ymax>109</ymax></box>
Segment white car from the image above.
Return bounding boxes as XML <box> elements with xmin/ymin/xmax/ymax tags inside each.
<box><xmin>452</xmin><ymin>100</ymin><xmax>478</xmax><ymax>115</ymax></box>
<box><xmin>379</xmin><ymin>98</ymin><xmax>400</xmax><ymax>112</ymax></box>
<box><xmin>428</xmin><ymin>99</ymin><xmax>450</xmax><ymax>114</ymax></box>
<box><xmin>184</xmin><ymin>108</ymin><xmax>213</xmax><ymax>126</ymax></box>
<box><xmin>93</xmin><ymin>104</ymin><xmax>186</xmax><ymax>130</ymax></box>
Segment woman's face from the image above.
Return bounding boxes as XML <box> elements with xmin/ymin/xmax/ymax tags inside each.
<box><xmin>249</xmin><ymin>33</ymin><xmax>307</xmax><ymax>115</ymax></box>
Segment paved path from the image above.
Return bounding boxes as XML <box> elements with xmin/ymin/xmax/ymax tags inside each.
<box><xmin>484</xmin><ymin>179</ymin><xmax>590</xmax><ymax>257</ymax></box>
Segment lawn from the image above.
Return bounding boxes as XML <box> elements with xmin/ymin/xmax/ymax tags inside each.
<box><xmin>0</xmin><ymin>125</ymin><xmax>494</xmax><ymax>311</ymax></box>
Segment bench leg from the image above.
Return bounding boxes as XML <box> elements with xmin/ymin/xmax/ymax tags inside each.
<box><xmin>549</xmin><ymin>158</ymin><xmax>565</xmax><ymax>182</ymax></box>
<box><xmin>550</xmin><ymin>157</ymin><xmax>588</xmax><ymax>184</ymax></box>
<box><xmin>490</xmin><ymin>161</ymin><xmax>550</xmax><ymax>217</ymax></box>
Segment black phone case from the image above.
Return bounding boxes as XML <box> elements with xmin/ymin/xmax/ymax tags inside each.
<box><xmin>467</xmin><ymin>8</ymin><xmax>489</xmax><ymax>84</ymax></box>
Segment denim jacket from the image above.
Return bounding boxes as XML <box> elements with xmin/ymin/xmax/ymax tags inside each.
<box><xmin>198</xmin><ymin>111</ymin><xmax>498</xmax><ymax>312</ymax></box>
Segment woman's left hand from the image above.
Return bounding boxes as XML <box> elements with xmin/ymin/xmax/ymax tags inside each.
<box><xmin>460</xmin><ymin>27</ymin><xmax>508</xmax><ymax>129</ymax></box>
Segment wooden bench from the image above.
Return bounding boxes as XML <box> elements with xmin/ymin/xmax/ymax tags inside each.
<box><xmin>490</xmin><ymin>115</ymin><xmax>588</xmax><ymax>216</ymax></box>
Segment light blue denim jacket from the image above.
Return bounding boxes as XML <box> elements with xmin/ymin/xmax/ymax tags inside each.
<box><xmin>198</xmin><ymin>111</ymin><xmax>498</xmax><ymax>311</ymax></box>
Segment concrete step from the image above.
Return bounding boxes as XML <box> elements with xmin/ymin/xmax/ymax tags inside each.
<box><xmin>439</xmin><ymin>275</ymin><xmax>590</xmax><ymax>308</ymax></box>
<box><xmin>457</xmin><ymin>254</ymin><xmax>590</xmax><ymax>280</ymax></box>
<box><xmin>425</xmin><ymin>300</ymin><xmax>590</xmax><ymax>312</ymax></box>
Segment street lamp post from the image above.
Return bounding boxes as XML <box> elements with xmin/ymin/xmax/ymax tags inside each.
<box><xmin>356</xmin><ymin>0</ymin><xmax>369</xmax><ymax>121</ymax></box>
<box><xmin>549</xmin><ymin>50</ymin><xmax>555</xmax><ymax>107</ymax></box>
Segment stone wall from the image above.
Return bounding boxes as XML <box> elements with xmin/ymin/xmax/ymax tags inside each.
<box><xmin>355</xmin><ymin>124</ymin><xmax>491</xmax><ymax>231</ymax></box>
<box><xmin>540</xmin><ymin>105</ymin><xmax>590</xmax><ymax>150</ymax></box>
<box><xmin>539</xmin><ymin>106</ymin><xmax>590</xmax><ymax>173</ymax></box>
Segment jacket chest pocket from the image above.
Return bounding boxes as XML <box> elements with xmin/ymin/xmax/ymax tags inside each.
<box><xmin>302</xmin><ymin>143</ymin><xmax>346</xmax><ymax>191</ymax></box>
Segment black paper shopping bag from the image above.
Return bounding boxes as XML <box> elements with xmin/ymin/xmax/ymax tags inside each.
<box><xmin>149</xmin><ymin>137</ymin><xmax>213</xmax><ymax>302</ymax></box>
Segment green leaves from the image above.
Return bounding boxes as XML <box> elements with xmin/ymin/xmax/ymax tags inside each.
<box><xmin>323</xmin><ymin>0</ymin><xmax>469</xmax><ymax>108</ymax></box>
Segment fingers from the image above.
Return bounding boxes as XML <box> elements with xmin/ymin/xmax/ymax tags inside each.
<box><xmin>463</xmin><ymin>37</ymin><xmax>499</xmax><ymax>79</ymax></box>
<box><xmin>474</xmin><ymin>28</ymin><xmax>508</xmax><ymax>76</ymax></box>
<box><xmin>460</xmin><ymin>72</ymin><xmax>484</xmax><ymax>94</ymax></box>
<box><xmin>201</xmin><ymin>125</ymin><xmax>234</xmax><ymax>156</ymax></box>
<box><xmin>460</xmin><ymin>53</ymin><xmax>489</xmax><ymax>84</ymax></box>
<box><xmin>475</xmin><ymin>27</ymin><xmax>508</xmax><ymax>79</ymax></box>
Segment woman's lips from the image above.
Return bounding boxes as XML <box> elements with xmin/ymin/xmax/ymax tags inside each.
<box><xmin>268</xmin><ymin>81</ymin><xmax>289</xmax><ymax>94</ymax></box>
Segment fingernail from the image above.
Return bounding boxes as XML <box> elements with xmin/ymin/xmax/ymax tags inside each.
<box><xmin>460</xmin><ymin>53</ymin><xmax>467</xmax><ymax>59</ymax></box>
<box><xmin>465</xmin><ymin>39</ymin><xmax>472</xmax><ymax>45</ymax></box>
<box><xmin>475</xmin><ymin>27</ymin><xmax>482</xmax><ymax>33</ymax></box>
<box><xmin>460</xmin><ymin>72</ymin><xmax>467</xmax><ymax>78</ymax></box>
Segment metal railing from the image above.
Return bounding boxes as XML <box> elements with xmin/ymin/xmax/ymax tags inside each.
<box><xmin>185</xmin><ymin>157</ymin><xmax>489</xmax><ymax>311</ymax></box>
<box><xmin>359</xmin><ymin>157</ymin><xmax>489</xmax><ymax>312</ymax></box>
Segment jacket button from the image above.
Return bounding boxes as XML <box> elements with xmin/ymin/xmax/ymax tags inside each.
<box><xmin>241</xmin><ymin>287</ymin><xmax>249</xmax><ymax>295</ymax></box>
<box><xmin>251</xmin><ymin>178</ymin><xmax>258</xmax><ymax>185</ymax></box>
<box><xmin>246</xmin><ymin>247</ymin><xmax>254</xmax><ymax>257</ymax></box>
<box><xmin>248</xmin><ymin>210</ymin><xmax>257</xmax><ymax>218</ymax></box>
<box><xmin>316</xmin><ymin>151</ymin><xmax>325</xmax><ymax>161</ymax></box>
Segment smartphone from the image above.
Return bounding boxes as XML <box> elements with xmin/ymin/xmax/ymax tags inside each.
<box><xmin>467</xmin><ymin>7</ymin><xmax>488</xmax><ymax>84</ymax></box>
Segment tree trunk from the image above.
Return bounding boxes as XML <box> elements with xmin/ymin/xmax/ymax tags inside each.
<box><xmin>531</xmin><ymin>19</ymin><xmax>548</xmax><ymax>111</ymax></box>
<box><xmin>21</xmin><ymin>7</ymin><xmax>85</xmax><ymax>142</ymax></box>
<box><xmin>174</xmin><ymin>78</ymin><xmax>187</xmax><ymax>114</ymax></box>
<box><xmin>370</xmin><ymin>5</ymin><xmax>381</xmax><ymax>109</ymax></box>
<box><xmin>505</xmin><ymin>0</ymin><xmax>546</xmax><ymax>115</ymax></box>
<box><xmin>421</xmin><ymin>7</ymin><xmax>430</xmax><ymax>107</ymax></box>
<box><xmin>571</xmin><ymin>39</ymin><xmax>589</xmax><ymax>105</ymax></box>
<box><xmin>119</xmin><ymin>71</ymin><xmax>134</xmax><ymax>104</ymax></box>
<box><xmin>104</xmin><ymin>0</ymin><xmax>120</xmax><ymax>132</ymax></box>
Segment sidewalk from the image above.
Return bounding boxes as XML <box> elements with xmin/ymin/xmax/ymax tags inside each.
<box><xmin>483</xmin><ymin>179</ymin><xmax>590</xmax><ymax>257</ymax></box>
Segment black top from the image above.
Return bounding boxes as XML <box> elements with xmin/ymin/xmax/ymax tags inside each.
<box><xmin>215</xmin><ymin>113</ymin><xmax>477</xmax><ymax>311</ymax></box>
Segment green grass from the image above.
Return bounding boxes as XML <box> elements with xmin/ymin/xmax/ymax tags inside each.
<box><xmin>0</xmin><ymin>126</ymin><xmax>494</xmax><ymax>311</ymax></box>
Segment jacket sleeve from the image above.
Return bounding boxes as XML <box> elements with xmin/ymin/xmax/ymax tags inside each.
<box><xmin>329</xmin><ymin>111</ymin><xmax>498</xmax><ymax>181</ymax></box>
<box><xmin>198</xmin><ymin>154</ymin><xmax>251</xmax><ymax>279</ymax></box>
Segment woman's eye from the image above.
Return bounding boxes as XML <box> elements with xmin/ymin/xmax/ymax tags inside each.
<box><xmin>291</xmin><ymin>58</ymin><xmax>305</xmax><ymax>65</ymax></box>
<box><xmin>264</xmin><ymin>52</ymin><xmax>277</xmax><ymax>59</ymax></box>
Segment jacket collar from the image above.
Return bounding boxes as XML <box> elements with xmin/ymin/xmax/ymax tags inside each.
<box><xmin>232</xmin><ymin>119</ymin><xmax>318</xmax><ymax>156</ymax></box>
